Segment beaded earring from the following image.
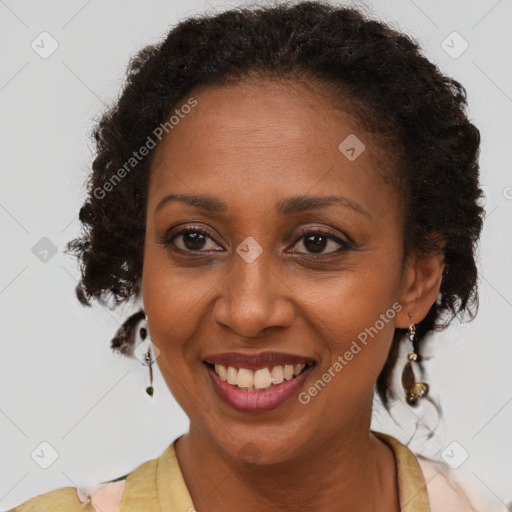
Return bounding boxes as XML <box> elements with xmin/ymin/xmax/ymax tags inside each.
<box><xmin>140</xmin><ymin>314</ymin><xmax>154</xmax><ymax>397</ymax></box>
<box><xmin>401</xmin><ymin>315</ymin><xmax>429</xmax><ymax>406</ymax></box>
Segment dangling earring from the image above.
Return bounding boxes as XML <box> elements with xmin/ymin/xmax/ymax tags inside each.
<box><xmin>401</xmin><ymin>314</ymin><xmax>429</xmax><ymax>406</ymax></box>
<box><xmin>138</xmin><ymin>314</ymin><xmax>154</xmax><ymax>397</ymax></box>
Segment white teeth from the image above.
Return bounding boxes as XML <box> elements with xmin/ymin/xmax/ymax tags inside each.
<box><xmin>270</xmin><ymin>365</ymin><xmax>284</xmax><ymax>385</ymax></box>
<box><xmin>236</xmin><ymin>368</ymin><xmax>254</xmax><ymax>389</ymax></box>
<box><xmin>254</xmin><ymin>368</ymin><xmax>272</xmax><ymax>389</ymax></box>
<box><xmin>212</xmin><ymin>363</ymin><xmax>311</xmax><ymax>391</ymax></box>
<box><xmin>283</xmin><ymin>364</ymin><xmax>294</xmax><ymax>381</ymax></box>
<box><xmin>215</xmin><ymin>364</ymin><xmax>227</xmax><ymax>381</ymax></box>
<box><xmin>227</xmin><ymin>366</ymin><xmax>238</xmax><ymax>385</ymax></box>
<box><xmin>294</xmin><ymin>364</ymin><xmax>306</xmax><ymax>376</ymax></box>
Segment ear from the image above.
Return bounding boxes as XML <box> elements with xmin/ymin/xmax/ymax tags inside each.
<box><xmin>395</xmin><ymin>248</ymin><xmax>445</xmax><ymax>329</ymax></box>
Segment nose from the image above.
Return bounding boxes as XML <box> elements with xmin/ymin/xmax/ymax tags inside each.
<box><xmin>213</xmin><ymin>247</ymin><xmax>295</xmax><ymax>338</ymax></box>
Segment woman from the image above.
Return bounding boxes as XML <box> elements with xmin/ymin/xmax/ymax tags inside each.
<box><xmin>10</xmin><ymin>1</ymin><xmax>505</xmax><ymax>511</ymax></box>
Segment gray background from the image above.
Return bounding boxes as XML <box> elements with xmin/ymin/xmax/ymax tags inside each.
<box><xmin>1</xmin><ymin>0</ymin><xmax>511</xmax><ymax>509</ymax></box>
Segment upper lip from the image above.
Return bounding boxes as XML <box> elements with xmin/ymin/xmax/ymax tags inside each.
<box><xmin>204</xmin><ymin>351</ymin><xmax>315</xmax><ymax>370</ymax></box>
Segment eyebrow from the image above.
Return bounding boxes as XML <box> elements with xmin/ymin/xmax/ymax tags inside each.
<box><xmin>154</xmin><ymin>193</ymin><xmax>370</xmax><ymax>218</ymax></box>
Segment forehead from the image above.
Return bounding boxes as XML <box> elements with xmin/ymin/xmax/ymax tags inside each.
<box><xmin>147</xmin><ymin>79</ymin><xmax>396</xmax><ymax>218</ymax></box>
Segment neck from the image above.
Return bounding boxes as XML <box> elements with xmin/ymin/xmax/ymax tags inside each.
<box><xmin>174</xmin><ymin>406</ymin><xmax>397</xmax><ymax>512</ymax></box>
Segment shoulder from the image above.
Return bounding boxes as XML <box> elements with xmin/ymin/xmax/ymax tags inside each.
<box><xmin>10</xmin><ymin>443</ymin><xmax>173</xmax><ymax>512</ymax></box>
<box><xmin>9</xmin><ymin>478</ymin><xmax>127</xmax><ymax>512</ymax></box>
<box><xmin>7</xmin><ymin>485</ymin><xmax>97</xmax><ymax>511</ymax></box>
<box><xmin>417</xmin><ymin>455</ymin><xmax>508</xmax><ymax>512</ymax></box>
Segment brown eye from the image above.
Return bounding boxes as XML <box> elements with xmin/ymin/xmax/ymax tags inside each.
<box><xmin>290</xmin><ymin>230</ymin><xmax>352</xmax><ymax>256</ymax></box>
<box><xmin>163</xmin><ymin>227</ymin><xmax>223</xmax><ymax>252</ymax></box>
<box><xmin>180</xmin><ymin>231</ymin><xmax>208</xmax><ymax>250</ymax></box>
<box><xmin>303</xmin><ymin>234</ymin><xmax>329</xmax><ymax>253</ymax></box>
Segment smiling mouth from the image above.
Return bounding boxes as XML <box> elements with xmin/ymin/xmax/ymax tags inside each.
<box><xmin>204</xmin><ymin>362</ymin><xmax>315</xmax><ymax>391</ymax></box>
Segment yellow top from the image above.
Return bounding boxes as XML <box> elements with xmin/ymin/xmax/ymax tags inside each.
<box><xmin>10</xmin><ymin>431</ymin><xmax>432</xmax><ymax>511</ymax></box>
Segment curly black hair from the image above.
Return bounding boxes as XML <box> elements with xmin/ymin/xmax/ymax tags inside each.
<box><xmin>66</xmin><ymin>1</ymin><xmax>484</xmax><ymax>412</ymax></box>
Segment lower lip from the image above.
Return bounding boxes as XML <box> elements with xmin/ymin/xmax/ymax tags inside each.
<box><xmin>206</xmin><ymin>364</ymin><xmax>315</xmax><ymax>413</ymax></box>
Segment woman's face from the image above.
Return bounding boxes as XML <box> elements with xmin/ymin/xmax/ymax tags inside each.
<box><xmin>142</xmin><ymin>79</ymin><xmax>413</xmax><ymax>463</ymax></box>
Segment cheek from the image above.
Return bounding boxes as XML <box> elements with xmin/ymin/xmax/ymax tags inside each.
<box><xmin>299</xmin><ymin>254</ymin><xmax>402</xmax><ymax>374</ymax></box>
<box><xmin>298</xmin><ymin>279</ymin><xmax>400</xmax><ymax>417</ymax></box>
<box><xmin>142</xmin><ymin>235</ymin><xmax>218</xmax><ymax>324</ymax></box>
<box><xmin>141</xmin><ymin>256</ymin><xmax>208</xmax><ymax>412</ymax></box>
<box><xmin>141</xmin><ymin>243</ymin><xmax>211</xmax><ymax>379</ymax></box>
<box><xmin>300</xmin><ymin>251</ymin><xmax>402</xmax><ymax>325</ymax></box>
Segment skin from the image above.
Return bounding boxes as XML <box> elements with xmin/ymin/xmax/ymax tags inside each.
<box><xmin>142</xmin><ymin>79</ymin><xmax>444</xmax><ymax>512</ymax></box>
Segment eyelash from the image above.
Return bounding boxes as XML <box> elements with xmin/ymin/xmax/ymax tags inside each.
<box><xmin>160</xmin><ymin>224</ymin><xmax>353</xmax><ymax>258</ymax></box>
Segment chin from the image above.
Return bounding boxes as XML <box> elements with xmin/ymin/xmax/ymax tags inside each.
<box><xmin>210</xmin><ymin>428</ymin><xmax>313</xmax><ymax>467</ymax></box>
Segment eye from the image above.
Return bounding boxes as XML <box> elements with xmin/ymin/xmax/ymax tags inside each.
<box><xmin>162</xmin><ymin>225</ymin><xmax>224</xmax><ymax>252</ymax></box>
<box><xmin>289</xmin><ymin>229</ymin><xmax>352</xmax><ymax>256</ymax></box>
<box><xmin>160</xmin><ymin>225</ymin><xmax>352</xmax><ymax>256</ymax></box>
